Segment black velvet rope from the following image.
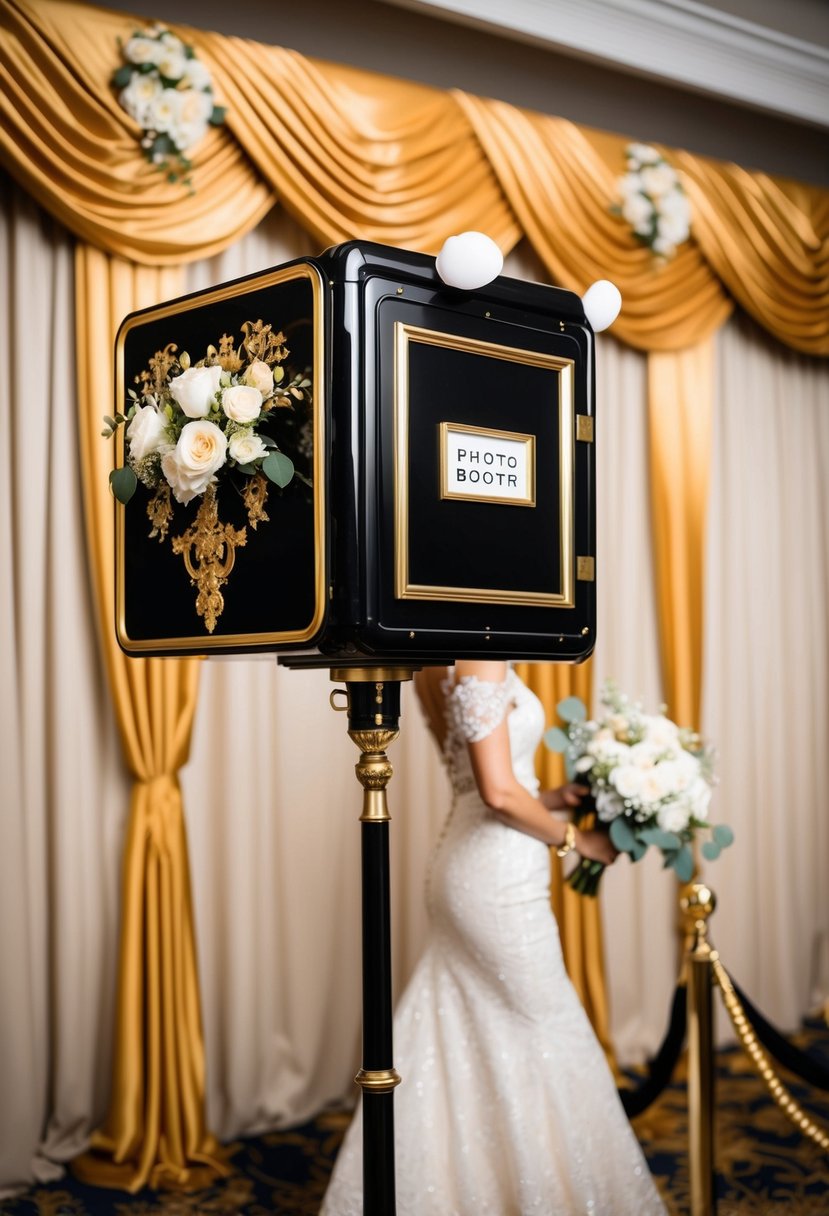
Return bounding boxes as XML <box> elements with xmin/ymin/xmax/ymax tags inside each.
<box><xmin>618</xmin><ymin>983</ymin><xmax>687</xmax><ymax>1117</ymax></box>
<box><xmin>730</xmin><ymin>974</ymin><xmax>829</xmax><ymax>1093</ymax></box>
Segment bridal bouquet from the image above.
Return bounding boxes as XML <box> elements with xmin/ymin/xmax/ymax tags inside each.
<box><xmin>545</xmin><ymin>681</ymin><xmax>732</xmax><ymax>896</ymax></box>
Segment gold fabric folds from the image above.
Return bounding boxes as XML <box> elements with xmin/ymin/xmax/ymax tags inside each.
<box><xmin>647</xmin><ymin>342</ymin><xmax>715</xmax><ymax>731</ymax></box>
<box><xmin>73</xmin><ymin>246</ymin><xmax>225</xmax><ymax>1191</ymax></box>
<box><xmin>1</xmin><ymin>0</ymin><xmax>827</xmax><ymax>355</ymax></box>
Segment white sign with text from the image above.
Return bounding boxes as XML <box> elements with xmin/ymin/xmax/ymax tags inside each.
<box><xmin>440</xmin><ymin>423</ymin><xmax>535</xmax><ymax>507</ymax></box>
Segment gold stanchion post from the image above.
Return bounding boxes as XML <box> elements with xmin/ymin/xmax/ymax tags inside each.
<box><xmin>682</xmin><ymin>882</ymin><xmax>717</xmax><ymax>1216</ymax></box>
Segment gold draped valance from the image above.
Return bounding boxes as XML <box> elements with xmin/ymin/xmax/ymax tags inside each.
<box><xmin>1</xmin><ymin>0</ymin><xmax>827</xmax><ymax>355</ymax></box>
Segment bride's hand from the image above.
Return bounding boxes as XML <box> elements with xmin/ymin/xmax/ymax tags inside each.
<box><xmin>542</xmin><ymin>783</ymin><xmax>589</xmax><ymax>811</ymax></box>
<box><xmin>575</xmin><ymin>829</ymin><xmax>618</xmax><ymax>866</ymax></box>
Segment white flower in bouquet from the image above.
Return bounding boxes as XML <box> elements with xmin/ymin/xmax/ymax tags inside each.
<box><xmin>657</xmin><ymin>800</ymin><xmax>691</xmax><ymax>834</ymax></box>
<box><xmin>228</xmin><ymin>429</ymin><xmax>267</xmax><ymax>465</ymax></box>
<box><xmin>182</xmin><ymin>58</ymin><xmax>212</xmax><ymax>91</ymax></box>
<box><xmin>119</xmin><ymin>75</ymin><xmax>162</xmax><ymax>126</ymax></box>
<box><xmin>124</xmin><ymin>35</ymin><xmax>161</xmax><ymax>65</ymax></box>
<box><xmin>611</xmin><ymin>764</ymin><xmax>643</xmax><ymax>801</ymax></box>
<box><xmin>126</xmin><ymin>403</ymin><xmax>168</xmax><ymax>461</ymax></box>
<box><xmin>147</xmin><ymin>88</ymin><xmax>181</xmax><ymax>137</ymax></box>
<box><xmin>243</xmin><ymin>359</ymin><xmax>275</xmax><ymax>397</ymax></box>
<box><xmin>170</xmin><ymin>89</ymin><xmax>214</xmax><ymax>150</ymax></box>
<box><xmin>162</xmin><ymin>419</ymin><xmax>227</xmax><ymax>504</ymax></box>
<box><xmin>222</xmin><ymin>384</ymin><xmax>262</xmax><ymax>424</ymax></box>
<box><xmin>169</xmin><ymin>363</ymin><xmax>222</xmax><ymax>418</ymax></box>
<box><xmin>157</xmin><ymin>46</ymin><xmax>187</xmax><ymax>82</ymax></box>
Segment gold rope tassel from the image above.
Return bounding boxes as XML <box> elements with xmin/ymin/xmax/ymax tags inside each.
<box><xmin>711</xmin><ymin>955</ymin><xmax>829</xmax><ymax>1153</ymax></box>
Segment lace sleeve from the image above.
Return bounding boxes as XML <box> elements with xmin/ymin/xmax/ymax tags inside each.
<box><xmin>446</xmin><ymin>675</ymin><xmax>512</xmax><ymax>743</ymax></box>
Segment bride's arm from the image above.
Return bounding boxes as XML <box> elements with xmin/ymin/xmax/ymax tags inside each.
<box><xmin>456</xmin><ymin>661</ymin><xmax>615</xmax><ymax>864</ymax></box>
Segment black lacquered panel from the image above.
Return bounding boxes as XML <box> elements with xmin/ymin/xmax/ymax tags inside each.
<box><xmin>116</xmin><ymin>267</ymin><xmax>324</xmax><ymax>653</ymax></box>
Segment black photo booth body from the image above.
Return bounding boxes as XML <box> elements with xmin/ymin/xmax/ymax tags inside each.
<box><xmin>115</xmin><ymin>240</ymin><xmax>597</xmax><ymax>662</ymax></box>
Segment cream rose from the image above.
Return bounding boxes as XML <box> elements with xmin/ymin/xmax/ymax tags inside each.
<box><xmin>126</xmin><ymin>404</ymin><xmax>168</xmax><ymax>461</ymax></box>
<box><xmin>609</xmin><ymin>765</ymin><xmax>642</xmax><ymax>801</ymax></box>
<box><xmin>147</xmin><ymin>88</ymin><xmax>181</xmax><ymax>134</ymax></box>
<box><xmin>657</xmin><ymin>800</ymin><xmax>691</xmax><ymax>834</ymax></box>
<box><xmin>228</xmin><ymin>430</ymin><xmax>267</xmax><ymax>465</ymax></box>
<box><xmin>124</xmin><ymin>36</ymin><xmax>161</xmax><ymax>66</ymax></box>
<box><xmin>161</xmin><ymin>419</ymin><xmax>227</xmax><ymax>504</ymax></box>
<box><xmin>157</xmin><ymin>48</ymin><xmax>187</xmax><ymax>81</ymax></box>
<box><xmin>222</xmin><ymin>384</ymin><xmax>262</xmax><ymax>424</ymax></box>
<box><xmin>182</xmin><ymin>59</ymin><xmax>212</xmax><ymax>91</ymax></box>
<box><xmin>169</xmin><ymin>363</ymin><xmax>222</xmax><ymax>418</ymax></box>
<box><xmin>120</xmin><ymin>75</ymin><xmax>162</xmax><ymax>126</ymax></box>
<box><xmin>243</xmin><ymin>359</ymin><xmax>274</xmax><ymax>398</ymax></box>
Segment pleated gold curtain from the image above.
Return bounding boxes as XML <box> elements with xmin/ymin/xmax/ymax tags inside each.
<box><xmin>1</xmin><ymin>0</ymin><xmax>827</xmax><ymax>1192</ymax></box>
<box><xmin>71</xmin><ymin>248</ymin><xmax>226</xmax><ymax>1191</ymax></box>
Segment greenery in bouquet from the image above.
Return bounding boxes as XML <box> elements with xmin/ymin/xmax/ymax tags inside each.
<box><xmin>104</xmin><ymin>319</ymin><xmax>313</xmax><ymax>632</ymax></box>
<box><xmin>112</xmin><ymin>25</ymin><xmax>226</xmax><ymax>187</ymax></box>
<box><xmin>545</xmin><ymin>681</ymin><xmax>733</xmax><ymax>896</ymax></box>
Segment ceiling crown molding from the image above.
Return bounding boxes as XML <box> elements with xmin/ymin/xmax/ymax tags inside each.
<box><xmin>380</xmin><ymin>0</ymin><xmax>829</xmax><ymax>129</ymax></box>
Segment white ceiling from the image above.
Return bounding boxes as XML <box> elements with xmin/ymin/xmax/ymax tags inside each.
<box><xmin>378</xmin><ymin>0</ymin><xmax>829</xmax><ymax>128</ymax></box>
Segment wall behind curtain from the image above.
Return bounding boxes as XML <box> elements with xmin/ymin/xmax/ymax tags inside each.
<box><xmin>0</xmin><ymin>174</ymin><xmax>130</xmax><ymax>1194</ymax></box>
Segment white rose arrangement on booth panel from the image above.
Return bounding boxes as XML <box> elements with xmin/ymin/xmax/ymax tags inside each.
<box><xmin>545</xmin><ymin>681</ymin><xmax>733</xmax><ymax>896</ymax></box>
<box><xmin>113</xmin><ymin>25</ymin><xmax>226</xmax><ymax>187</ymax></box>
<box><xmin>104</xmin><ymin>321</ymin><xmax>313</xmax><ymax>633</ymax></box>
<box><xmin>615</xmin><ymin>143</ymin><xmax>692</xmax><ymax>260</ymax></box>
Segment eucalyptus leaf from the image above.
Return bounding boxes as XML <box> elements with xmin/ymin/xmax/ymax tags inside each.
<box><xmin>262</xmin><ymin>452</ymin><xmax>294</xmax><ymax>488</ymax></box>
<box><xmin>210</xmin><ymin>105</ymin><xmax>227</xmax><ymax>126</ymax></box>
<box><xmin>564</xmin><ymin>755</ymin><xmax>576</xmax><ymax>783</ymax></box>
<box><xmin>113</xmin><ymin>66</ymin><xmax>133</xmax><ymax>88</ymax></box>
<box><xmin>543</xmin><ymin>726</ymin><xmax>570</xmax><ymax>754</ymax></box>
<box><xmin>557</xmin><ymin>696</ymin><xmax>587</xmax><ymax>724</ymax></box>
<box><xmin>712</xmin><ymin>824</ymin><xmax>734</xmax><ymax>848</ymax></box>
<box><xmin>640</xmin><ymin>828</ymin><xmax>682</xmax><ymax>851</ymax></box>
<box><xmin>109</xmin><ymin>466</ymin><xmax>137</xmax><ymax>505</ymax></box>
<box><xmin>609</xmin><ymin>816</ymin><xmax>637</xmax><ymax>853</ymax></box>
<box><xmin>672</xmin><ymin>845</ymin><xmax>694</xmax><ymax>883</ymax></box>
<box><xmin>630</xmin><ymin>839</ymin><xmax>648</xmax><ymax>863</ymax></box>
<box><xmin>701</xmin><ymin>840</ymin><xmax>721</xmax><ymax>862</ymax></box>
<box><xmin>236</xmin><ymin>463</ymin><xmax>259</xmax><ymax>476</ymax></box>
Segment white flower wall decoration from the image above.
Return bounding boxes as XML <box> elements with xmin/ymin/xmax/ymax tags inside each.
<box><xmin>616</xmin><ymin>143</ymin><xmax>692</xmax><ymax>260</ymax></box>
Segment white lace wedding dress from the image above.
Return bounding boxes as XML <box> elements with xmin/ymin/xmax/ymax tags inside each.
<box><xmin>321</xmin><ymin>667</ymin><xmax>666</xmax><ymax>1215</ymax></box>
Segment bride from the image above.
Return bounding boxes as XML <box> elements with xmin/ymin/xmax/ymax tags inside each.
<box><xmin>321</xmin><ymin>660</ymin><xmax>667</xmax><ymax>1215</ymax></box>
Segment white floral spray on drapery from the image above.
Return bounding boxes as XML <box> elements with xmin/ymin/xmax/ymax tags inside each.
<box><xmin>615</xmin><ymin>143</ymin><xmax>691</xmax><ymax>260</ymax></box>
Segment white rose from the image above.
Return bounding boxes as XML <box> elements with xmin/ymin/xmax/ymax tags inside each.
<box><xmin>168</xmin><ymin>90</ymin><xmax>212</xmax><ymax>151</ymax></box>
<box><xmin>621</xmin><ymin>192</ymin><xmax>653</xmax><ymax>232</ymax></box>
<box><xmin>228</xmin><ymin>430</ymin><xmax>267</xmax><ymax>465</ymax></box>
<box><xmin>119</xmin><ymin>75</ymin><xmax>162</xmax><ymax>125</ymax></box>
<box><xmin>610</xmin><ymin>765</ymin><xmax>642</xmax><ymax>801</ymax></box>
<box><xmin>640</xmin><ymin>767</ymin><xmax>671</xmax><ymax>806</ymax></box>
<box><xmin>688</xmin><ymin>778</ymin><xmax>711</xmax><ymax>821</ymax></box>
<box><xmin>243</xmin><ymin>359</ymin><xmax>274</xmax><ymax>397</ymax></box>
<box><xmin>591</xmin><ymin>738</ymin><xmax>628</xmax><ymax>767</ymax></box>
<box><xmin>182</xmin><ymin>59</ymin><xmax>212</xmax><ymax>91</ymax></box>
<box><xmin>628</xmin><ymin>742</ymin><xmax>658</xmax><ymax>770</ymax></box>
<box><xmin>640</xmin><ymin>163</ymin><xmax>676</xmax><ymax>199</ymax></box>
<box><xmin>161</xmin><ymin>420</ymin><xmax>227</xmax><ymax>504</ymax></box>
<box><xmin>222</xmin><ymin>384</ymin><xmax>262</xmax><ymax>424</ymax></box>
<box><xmin>157</xmin><ymin>48</ymin><xmax>187</xmax><ymax>81</ymax></box>
<box><xmin>169</xmin><ymin>364</ymin><xmax>222</xmax><ymax>418</ymax></box>
<box><xmin>657</xmin><ymin>800</ymin><xmax>691</xmax><ymax>833</ymax></box>
<box><xmin>627</xmin><ymin>143</ymin><xmax>659</xmax><ymax>169</ymax></box>
<box><xmin>124</xmin><ymin>36</ymin><xmax>161</xmax><ymax>66</ymax></box>
<box><xmin>596</xmin><ymin>789</ymin><xmax>624</xmax><ymax>823</ymax></box>
<box><xmin>645</xmin><ymin>715</ymin><xmax>680</xmax><ymax>751</ymax></box>
<box><xmin>656</xmin><ymin>211</ymin><xmax>690</xmax><ymax>248</ymax></box>
<box><xmin>147</xmin><ymin>88</ymin><xmax>181</xmax><ymax>134</ymax></box>
<box><xmin>126</xmin><ymin>404</ymin><xmax>168</xmax><ymax>461</ymax></box>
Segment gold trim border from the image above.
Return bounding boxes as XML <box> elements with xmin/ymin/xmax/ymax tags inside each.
<box><xmin>115</xmin><ymin>263</ymin><xmax>327</xmax><ymax>653</ymax></box>
<box><xmin>394</xmin><ymin>322</ymin><xmax>575</xmax><ymax>608</ymax></box>
<box><xmin>438</xmin><ymin>421</ymin><xmax>536</xmax><ymax>508</ymax></box>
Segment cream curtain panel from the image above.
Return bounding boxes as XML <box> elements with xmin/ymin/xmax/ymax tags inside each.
<box><xmin>3</xmin><ymin>185</ymin><xmax>828</xmax><ymax>1194</ymax></box>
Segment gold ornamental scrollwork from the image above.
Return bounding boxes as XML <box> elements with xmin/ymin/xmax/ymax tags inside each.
<box><xmin>171</xmin><ymin>486</ymin><xmax>247</xmax><ymax>633</ymax></box>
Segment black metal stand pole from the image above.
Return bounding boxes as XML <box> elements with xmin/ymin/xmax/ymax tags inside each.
<box><xmin>330</xmin><ymin>666</ymin><xmax>417</xmax><ymax>1216</ymax></box>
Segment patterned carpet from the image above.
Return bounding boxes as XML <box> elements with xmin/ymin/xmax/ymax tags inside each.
<box><xmin>3</xmin><ymin>1027</ymin><xmax>828</xmax><ymax>1215</ymax></box>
